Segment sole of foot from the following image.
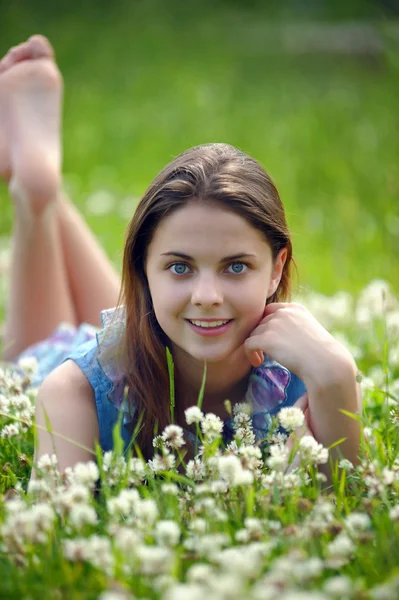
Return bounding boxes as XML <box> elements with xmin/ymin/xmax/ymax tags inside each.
<box><xmin>0</xmin><ymin>35</ymin><xmax>63</xmax><ymax>217</ymax></box>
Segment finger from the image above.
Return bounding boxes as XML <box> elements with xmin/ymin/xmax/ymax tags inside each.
<box><xmin>262</xmin><ymin>302</ymin><xmax>288</xmax><ymax>317</ymax></box>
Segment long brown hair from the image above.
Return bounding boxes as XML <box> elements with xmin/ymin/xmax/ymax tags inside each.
<box><xmin>117</xmin><ymin>143</ymin><xmax>295</xmax><ymax>459</ymax></box>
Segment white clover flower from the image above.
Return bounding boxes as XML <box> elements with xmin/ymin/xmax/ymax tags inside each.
<box><xmin>323</xmin><ymin>575</ymin><xmax>353</xmax><ymax>597</ymax></box>
<box><xmin>98</xmin><ymin>592</ymin><xmax>132</xmax><ymax>600</ymax></box>
<box><xmin>233</xmin><ymin>412</ymin><xmax>252</xmax><ymax>427</ymax></box>
<box><xmin>344</xmin><ymin>512</ymin><xmax>371</xmax><ymax>536</ymax></box>
<box><xmin>244</xmin><ymin>518</ymin><xmax>263</xmax><ymax>534</ymax></box>
<box><xmin>63</xmin><ymin>538</ymin><xmax>91</xmax><ymax>561</ymax></box>
<box><xmin>278</xmin><ymin>406</ymin><xmax>305</xmax><ymax>431</ymax></box>
<box><xmin>386</xmin><ymin>310</ymin><xmax>399</xmax><ymax>338</ymax></box>
<box><xmin>153</xmin><ymin>435</ymin><xmax>166</xmax><ymax>450</ymax></box>
<box><xmin>188</xmin><ymin>518</ymin><xmax>208</xmax><ymax>534</ymax></box>
<box><xmin>64</xmin><ymin>535</ymin><xmax>114</xmax><ymax>575</ymax></box>
<box><xmin>191</xmin><ymin>533</ymin><xmax>230</xmax><ymax>559</ymax></box>
<box><xmin>194</xmin><ymin>483</ymin><xmax>211</xmax><ymax>495</ymax></box>
<box><xmin>161</xmin><ymin>424</ymin><xmax>186</xmax><ymax>449</ymax></box>
<box><xmin>234</xmin><ymin>427</ymin><xmax>256</xmax><ymax>445</ymax></box>
<box><xmin>155</xmin><ymin>520</ymin><xmax>181</xmax><ymax>547</ymax></box>
<box><xmin>270</xmin><ymin>431</ymin><xmax>289</xmax><ymax>445</ymax></box>
<box><xmin>135</xmin><ymin>498</ymin><xmax>158</xmax><ymax>526</ymax></box>
<box><xmin>363</xmin><ymin>427</ymin><xmax>374</xmax><ymax>441</ymax></box>
<box><xmin>186</xmin><ymin>457</ymin><xmax>206</xmax><ymax>481</ymax></box>
<box><xmin>126</xmin><ymin>457</ymin><xmax>146</xmax><ymax>484</ymax></box>
<box><xmin>368</xmin><ymin>576</ymin><xmax>399</xmax><ymax>600</ymax></box>
<box><xmin>185</xmin><ymin>406</ymin><xmax>204</xmax><ymax>425</ymax></box>
<box><xmin>161</xmin><ymin>482</ymin><xmax>179</xmax><ymax>496</ymax></box>
<box><xmin>207</xmin><ymin>572</ymin><xmax>246</xmax><ymax>597</ymax></box>
<box><xmin>210</xmin><ymin>479</ymin><xmax>229</xmax><ymax>494</ymax></box>
<box><xmin>37</xmin><ymin>453</ymin><xmax>58</xmax><ymax>471</ymax></box>
<box><xmin>299</xmin><ymin>436</ymin><xmax>328</xmax><ymax>465</ymax></box>
<box><xmin>11</xmin><ymin>393</ymin><xmax>32</xmax><ymax>412</ymax></box>
<box><xmin>214</xmin><ymin>545</ymin><xmax>264</xmax><ymax>578</ymax></box>
<box><xmin>0</xmin><ymin>394</ymin><xmax>10</xmax><ymax>414</ymax></box>
<box><xmin>216</xmin><ymin>454</ymin><xmax>254</xmax><ymax>487</ymax></box>
<box><xmin>86</xmin><ymin>535</ymin><xmax>114</xmax><ymax>575</ymax></box>
<box><xmin>164</xmin><ymin>583</ymin><xmax>205</xmax><ymax>600</ymax></box>
<box><xmin>292</xmin><ymin>557</ymin><xmax>324</xmax><ymax>583</ymax></box>
<box><xmin>195</xmin><ymin>497</ymin><xmax>216</xmax><ymax>515</ymax></box>
<box><xmin>1</xmin><ymin>423</ymin><xmax>20</xmax><ymax>438</ymax></box>
<box><xmin>101</xmin><ymin>452</ymin><xmax>126</xmax><ymax>486</ymax></box>
<box><xmin>135</xmin><ymin>545</ymin><xmax>173</xmax><ymax>575</ymax></box>
<box><xmin>186</xmin><ymin>563</ymin><xmax>214</xmax><ymax>584</ymax></box>
<box><xmin>233</xmin><ymin>402</ymin><xmax>252</xmax><ymax>417</ymax></box>
<box><xmin>326</xmin><ymin>532</ymin><xmax>355</xmax><ymax>567</ymax></box>
<box><xmin>113</xmin><ymin>526</ymin><xmax>143</xmax><ymax>554</ymax></box>
<box><xmin>52</xmin><ymin>484</ymin><xmax>92</xmax><ymax>516</ymax></box>
<box><xmin>152</xmin><ymin>574</ymin><xmax>175</xmax><ymax>593</ymax></box>
<box><xmin>148</xmin><ymin>452</ymin><xmax>176</xmax><ymax>473</ymax></box>
<box><xmin>17</xmin><ymin>356</ymin><xmax>39</xmax><ymax>376</ymax></box>
<box><xmin>2</xmin><ymin>503</ymin><xmax>56</xmax><ymax>547</ymax></box>
<box><xmin>200</xmin><ymin>413</ymin><xmax>223</xmax><ymax>441</ymax></box>
<box><xmin>235</xmin><ymin>529</ymin><xmax>250</xmax><ymax>543</ymax></box>
<box><xmin>68</xmin><ymin>504</ymin><xmax>98</xmax><ymax>529</ymax></box>
<box><xmin>357</xmin><ymin>279</ymin><xmax>398</xmax><ymax>317</ymax></box>
<box><xmin>213</xmin><ymin>508</ymin><xmax>228</xmax><ymax>523</ymax></box>
<box><xmin>390</xmin><ymin>505</ymin><xmax>399</xmax><ymax>521</ymax></box>
<box><xmin>238</xmin><ymin>445</ymin><xmax>263</xmax><ymax>471</ymax></box>
<box><xmin>70</xmin><ymin>461</ymin><xmax>100</xmax><ymax>488</ymax></box>
<box><xmin>382</xmin><ymin>467</ymin><xmax>397</xmax><ymax>485</ymax></box>
<box><xmin>280</xmin><ymin>592</ymin><xmax>329</xmax><ymax>600</ymax></box>
<box><xmin>27</xmin><ymin>479</ymin><xmax>52</xmax><ymax>500</ymax></box>
<box><xmin>339</xmin><ymin>458</ymin><xmax>354</xmax><ymax>471</ymax></box>
<box><xmin>267</xmin><ymin>443</ymin><xmax>290</xmax><ymax>472</ymax></box>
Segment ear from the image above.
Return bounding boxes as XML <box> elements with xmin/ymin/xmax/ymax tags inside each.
<box><xmin>267</xmin><ymin>247</ymin><xmax>288</xmax><ymax>299</ymax></box>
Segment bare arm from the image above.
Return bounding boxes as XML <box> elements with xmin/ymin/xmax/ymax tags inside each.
<box><xmin>31</xmin><ymin>359</ymin><xmax>100</xmax><ymax>478</ymax></box>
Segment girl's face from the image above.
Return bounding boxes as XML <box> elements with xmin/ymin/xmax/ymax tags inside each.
<box><xmin>145</xmin><ymin>201</ymin><xmax>287</xmax><ymax>366</ymax></box>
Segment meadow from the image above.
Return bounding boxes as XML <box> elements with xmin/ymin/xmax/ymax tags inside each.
<box><xmin>0</xmin><ymin>1</ymin><xmax>399</xmax><ymax>598</ymax></box>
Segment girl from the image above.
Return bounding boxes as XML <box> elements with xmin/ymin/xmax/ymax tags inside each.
<box><xmin>0</xmin><ymin>36</ymin><xmax>362</xmax><ymax>476</ymax></box>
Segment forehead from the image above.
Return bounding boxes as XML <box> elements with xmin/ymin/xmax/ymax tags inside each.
<box><xmin>148</xmin><ymin>202</ymin><xmax>270</xmax><ymax>257</ymax></box>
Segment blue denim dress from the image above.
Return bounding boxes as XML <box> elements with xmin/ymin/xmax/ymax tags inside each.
<box><xmin>18</xmin><ymin>307</ymin><xmax>307</xmax><ymax>454</ymax></box>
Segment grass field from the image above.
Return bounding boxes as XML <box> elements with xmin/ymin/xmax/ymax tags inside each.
<box><xmin>0</xmin><ymin>4</ymin><xmax>399</xmax><ymax>597</ymax></box>
<box><xmin>0</xmin><ymin>0</ymin><xmax>398</xmax><ymax>299</ymax></box>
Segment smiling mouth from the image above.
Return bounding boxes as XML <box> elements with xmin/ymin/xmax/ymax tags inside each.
<box><xmin>186</xmin><ymin>319</ymin><xmax>233</xmax><ymax>328</ymax></box>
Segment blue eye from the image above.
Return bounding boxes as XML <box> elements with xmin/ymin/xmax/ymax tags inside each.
<box><xmin>227</xmin><ymin>262</ymin><xmax>247</xmax><ymax>274</ymax></box>
<box><xmin>170</xmin><ymin>263</ymin><xmax>190</xmax><ymax>275</ymax></box>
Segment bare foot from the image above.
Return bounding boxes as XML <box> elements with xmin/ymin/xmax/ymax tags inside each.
<box><xmin>0</xmin><ymin>35</ymin><xmax>62</xmax><ymax>216</ymax></box>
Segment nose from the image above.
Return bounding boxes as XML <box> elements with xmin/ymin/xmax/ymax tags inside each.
<box><xmin>191</xmin><ymin>272</ymin><xmax>223</xmax><ymax>307</ymax></box>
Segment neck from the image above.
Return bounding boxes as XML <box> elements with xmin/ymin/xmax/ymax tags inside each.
<box><xmin>173</xmin><ymin>347</ymin><xmax>252</xmax><ymax>421</ymax></box>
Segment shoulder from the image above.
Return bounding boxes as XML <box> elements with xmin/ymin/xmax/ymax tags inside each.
<box><xmin>38</xmin><ymin>358</ymin><xmax>94</xmax><ymax>401</ymax></box>
<box><xmin>34</xmin><ymin>360</ymin><xmax>100</xmax><ymax>473</ymax></box>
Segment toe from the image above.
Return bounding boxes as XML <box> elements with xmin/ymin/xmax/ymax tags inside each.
<box><xmin>0</xmin><ymin>42</ymin><xmax>29</xmax><ymax>72</ymax></box>
<box><xmin>28</xmin><ymin>35</ymin><xmax>55</xmax><ymax>60</ymax></box>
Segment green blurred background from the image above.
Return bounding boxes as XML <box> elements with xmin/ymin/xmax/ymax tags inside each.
<box><xmin>0</xmin><ymin>0</ymin><xmax>398</xmax><ymax>299</ymax></box>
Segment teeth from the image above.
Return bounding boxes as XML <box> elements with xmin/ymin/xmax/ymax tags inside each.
<box><xmin>189</xmin><ymin>319</ymin><xmax>230</xmax><ymax>328</ymax></box>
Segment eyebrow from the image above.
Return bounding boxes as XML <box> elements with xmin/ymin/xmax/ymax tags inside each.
<box><xmin>161</xmin><ymin>252</ymin><xmax>257</xmax><ymax>261</ymax></box>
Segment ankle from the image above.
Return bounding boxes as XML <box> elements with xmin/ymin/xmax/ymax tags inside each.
<box><xmin>9</xmin><ymin>169</ymin><xmax>61</xmax><ymax>218</ymax></box>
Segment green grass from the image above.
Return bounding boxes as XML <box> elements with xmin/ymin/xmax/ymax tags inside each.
<box><xmin>0</xmin><ymin>0</ymin><xmax>398</xmax><ymax>300</ymax></box>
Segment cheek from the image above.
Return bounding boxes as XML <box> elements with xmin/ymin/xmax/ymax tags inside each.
<box><xmin>151</xmin><ymin>284</ymin><xmax>186</xmax><ymax>322</ymax></box>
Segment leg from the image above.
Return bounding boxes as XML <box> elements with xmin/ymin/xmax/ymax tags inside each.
<box><xmin>57</xmin><ymin>191</ymin><xmax>120</xmax><ymax>328</ymax></box>
<box><xmin>0</xmin><ymin>37</ymin><xmax>78</xmax><ymax>360</ymax></box>
<box><xmin>3</xmin><ymin>195</ymin><xmax>77</xmax><ymax>361</ymax></box>
<box><xmin>0</xmin><ymin>36</ymin><xmax>120</xmax><ymax>359</ymax></box>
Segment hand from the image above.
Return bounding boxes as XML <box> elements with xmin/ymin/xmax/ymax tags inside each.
<box><xmin>244</xmin><ymin>302</ymin><xmax>353</xmax><ymax>383</ymax></box>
